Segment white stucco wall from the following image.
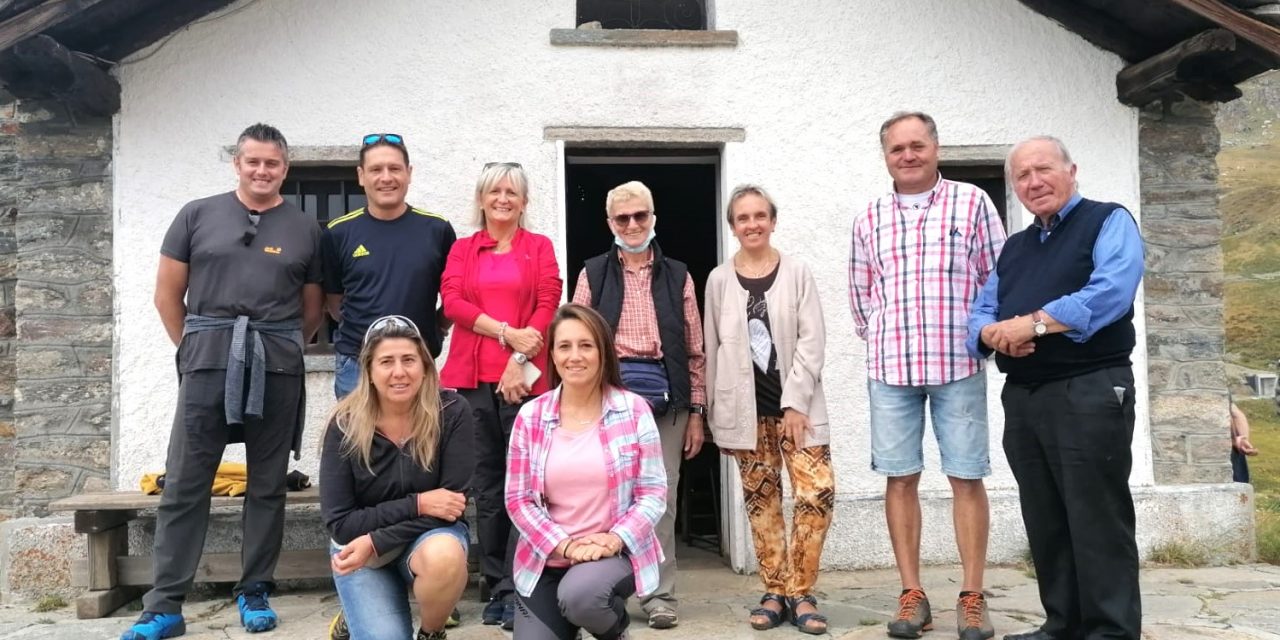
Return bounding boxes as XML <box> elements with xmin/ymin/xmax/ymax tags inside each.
<box><xmin>111</xmin><ymin>0</ymin><xmax>1149</xmax><ymax>506</ymax></box>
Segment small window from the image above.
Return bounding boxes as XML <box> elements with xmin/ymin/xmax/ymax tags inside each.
<box><xmin>577</xmin><ymin>0</ymin><xmax>708</xmax><ymax>29</ymax></box>
<box><xmin>281</xmin><ymin>167</ymin><xmax>366</xmax><ymax>225</ymax></box>
<box><xmin>282</xmin><ymin>167</ymin><xmax>367</xmax><ymax>354</ymax></box>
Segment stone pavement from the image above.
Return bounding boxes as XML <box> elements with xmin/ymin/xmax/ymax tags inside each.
<box><xmin>1</xmin><ymin>547</ymin><xmax>1277</xmax><ymax>639</ymax></box>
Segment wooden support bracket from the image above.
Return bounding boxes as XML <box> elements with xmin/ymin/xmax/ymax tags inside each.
<box><xmin>1117</xmin><ymin>28</ymin><xmax>1242</xmax><ymax>106</ymax></box>
<box><xmin>9</xmin><ymin>33</ymin><xmax>119</xmax><ymax>115</ymax></box>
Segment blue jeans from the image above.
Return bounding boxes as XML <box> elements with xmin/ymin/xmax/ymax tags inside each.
<box><xmin>868</xmin><ymin>371</ymin><xmax>991</xmax><ymax>479</ymax></box>
<box><xmin>330</xmin><ymin>522</ymin><xmax>469</xmax><ymax>640</ymax></box>
<box><xmin>334</xmin><ymin>353</ymin><xmax>359</xmax><ymax>399</ymax></box>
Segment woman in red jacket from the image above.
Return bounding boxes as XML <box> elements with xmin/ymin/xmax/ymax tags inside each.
<box><xmin>439</xmin><ymin>162</ymin><xmax>562</xmax><ymax>629</ymax></box>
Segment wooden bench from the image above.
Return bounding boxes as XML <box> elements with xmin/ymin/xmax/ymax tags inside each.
<box><xmin>49</xmin><ymin>488</ymin><xmax>327</xmax><ymax>619</ymax></box>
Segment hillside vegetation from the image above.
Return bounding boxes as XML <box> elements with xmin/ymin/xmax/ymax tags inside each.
<box><xmin>1221</xmin><ymin>142</ymin><xmax>1280</xmax><ymax>369</ymax></box>
<box><xmin>1218</xmin><ymin>70</ymin><xmax>1280</xmax><ymax>563</ymax></box>
<box><xmin>1219</xmin><ymin>70</ymin><xmax>1280</xmax><ymax>371</ymax></box>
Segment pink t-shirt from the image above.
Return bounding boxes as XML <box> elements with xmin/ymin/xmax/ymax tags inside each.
<box><xmin>475</xmin><ymin>251</ymin><xmax>524</xmax><ymax>382</ymax></box>
<box><xmin>544</xmin><ymin>422</ymin><xmax>611</xmax><ymax>568</ymax></box>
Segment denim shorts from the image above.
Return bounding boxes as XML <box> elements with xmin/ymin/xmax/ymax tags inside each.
<box><xmin>868</xmin><ymin>371</ymin><xmax>990</xmax><ymax>479</ymax></box>
<box><xmin>330</xmin><ymin>522</ymin><xmax>469</xmax><ymax>640</ymax></box>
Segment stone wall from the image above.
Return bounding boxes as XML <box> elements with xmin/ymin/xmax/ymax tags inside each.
<box><xmin>0</xmin><ymin>104</ymin><xmax>15</xmax><ymax>522</ymax></box>
<box><xmin>0</xmin><ymin>98</ymin><xmax>113</xmax><ymax>516</ymax></box>
<box><xmin>1140</xmin><ymin>98</ymin><xmax>1232</xmax><ymax>484</ymax></box>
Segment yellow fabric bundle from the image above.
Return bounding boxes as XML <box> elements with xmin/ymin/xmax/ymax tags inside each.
<box><xmin>139</xmin><ymin>462</ymin><xmax>249</xmax><ymax>496</ymax></box>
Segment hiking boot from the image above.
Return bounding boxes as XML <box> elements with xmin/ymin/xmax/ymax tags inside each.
<box><xmin>888</xmin><ymin>588</ymin><xmax>933</xmax><ymax>638</ymax></box>
<box><xmin>957</xmin><ymin>591</ymin><xmax>994</xmax><ymax>640</ymax></box>
<box><xmin>121</xmin><ymin>612</ymin><xmax>186</xmax><ymax>640</ymax></box>
<box><xmin>482</xmin><ymin>595</ymin><xmax>506</xmax><ymax>625</ymax></box>
<box><xmin>237</xmin><ymin>584</ymin><xmax>278</xmax><ymax>633</ymax></box>
<box><xmin>648</xmin><ymin>607</ymin><xmax>679</xmax><ymax>629</ymax></box>
<box><xmin>329</xmin><ymin>611</ymin><xmax>349</xmax><ymax>640</ymax></box>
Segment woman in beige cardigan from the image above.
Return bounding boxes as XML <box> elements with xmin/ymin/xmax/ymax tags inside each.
<box><xmin>703</xmin><ymin>184</ymin><xmax>835</xmax><ymax>636</ymax></box>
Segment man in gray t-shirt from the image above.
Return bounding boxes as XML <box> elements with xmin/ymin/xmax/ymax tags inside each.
<box><xmin>123</xmin><ymin>124</ymin><xmax>322</xmax><ymax>640</ymax></box>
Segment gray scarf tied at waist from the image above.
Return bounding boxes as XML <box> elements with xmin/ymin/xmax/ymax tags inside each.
<box><xmin>183</xmin><ymin>314</ymin><xmax>304</xmax><ymax>425</ymax></box>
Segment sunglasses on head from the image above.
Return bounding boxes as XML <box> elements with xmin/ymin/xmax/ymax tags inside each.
<box><xmin>483</xmin><ymin>161</ymin><xmax>523</xmax><ymax>170</ymax></box>
<box><xmin>242</xmin><ymin>210</ymin><xmax>261</xmax><ymax>246</ymax></box>
<box><xmin>364</xmin><ymin>314</ymin><xmax>423</xmax><ymax>344</ymax></box>
<box><xmin>362</xmin><ymin>133</ymin><xmax>404</xmax><ymax>147</ymax></box>
<box><xmin>610</xmin><ymin>210</ymin><xmax>651</xmax><ymax>228</ymax></box>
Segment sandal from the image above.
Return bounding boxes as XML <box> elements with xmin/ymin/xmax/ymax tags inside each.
<box><xmin>788</xmin><ymin>594</ymin><xmax>829</xmax><ymax>636</ymax></box>
<box><xmin>749</xmin><ymin>592</ymin><xmax>789</xmax><ymax>630</ymax></box>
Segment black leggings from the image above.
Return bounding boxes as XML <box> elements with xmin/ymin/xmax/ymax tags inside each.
<box><xmin>461</xmin><ymin>383</ymin><xmax>524</xmax><ymax>599</ymax></box>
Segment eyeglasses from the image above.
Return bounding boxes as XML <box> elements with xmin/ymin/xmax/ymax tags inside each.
<box><xmin>362</xmin><ymin>133</ymin><xmax>404</xmax><ymax>147</ymax></box>
<box><xmin>483</xmin><ymin>161</ymin><xmax>523</xmax><ymax>170</ymax></box>
<box><xmin>609</xmin><ymin>210</ymin><xmax>652</xmax><ymax>228</ymax></box>
<box><xmin>242</xmin><ymin>210</ymin><xmax>261</xmax><ymax>246</ymax></box>
<box><xmin>364</xmin><ymin>314</ymin><xmax>423</xmax><ymax>344</ymax></box>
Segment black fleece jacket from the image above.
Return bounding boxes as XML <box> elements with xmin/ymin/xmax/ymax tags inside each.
<box><xmin>320</xmin><ymin>389</ymin><xmax>475</xmax><ymax>555</ymax></box>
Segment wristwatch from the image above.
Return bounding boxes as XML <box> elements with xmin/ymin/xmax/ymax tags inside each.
<box><xmin>1032</xmin><ymin>311</ymin><xmax>1048</xmax><ymax>337</ymax></box>
<box><xmin>689</xmin><ymin>403</ymin><xmax>707</xmax><ymax>416</ymax></box>
<box><xmin>511</xmin><ymin>351</ymin><xmax>529</xmax><ymax>365</ymax></box>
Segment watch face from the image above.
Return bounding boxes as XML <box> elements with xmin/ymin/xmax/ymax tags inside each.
<box><xmin>1035</xmin><ymin>323</ymin><xmax>1047</xmax><ymax>336</ymax></box>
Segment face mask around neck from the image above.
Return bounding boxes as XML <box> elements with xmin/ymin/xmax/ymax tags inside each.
<box><xmin>615</xmin><ymin>228</ymin><xmax>656</xmax><ymax>254</ymax></box>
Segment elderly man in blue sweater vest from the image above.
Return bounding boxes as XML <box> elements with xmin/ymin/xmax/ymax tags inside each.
<box><xmin>967</xmin><ymin>136</ymin><xmax>1146</xmax><ymax>640</ymax></box>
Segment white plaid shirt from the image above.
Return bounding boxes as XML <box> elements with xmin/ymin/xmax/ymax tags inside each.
<box><xmin>849</xmin><ymin>177</ymin><xmax>1006</xmax><ymax>386</ymax></box>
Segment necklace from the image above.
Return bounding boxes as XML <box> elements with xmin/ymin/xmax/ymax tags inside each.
<box><xmin>559</xmin><ymin>405</ymin><xmax>601</xmax><ymax>428</ymax></box>
<box><xmin>736</xmin><ymin>249</ymin><xmax>777</xmax><ymax>278</ymax></box>
<box><xmin>562</xmin><ymin>411</ymin><xmax>599</xmax><ymax>426</ymax></box>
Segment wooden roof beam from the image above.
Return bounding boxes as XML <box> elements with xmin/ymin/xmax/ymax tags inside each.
<box><xmin>1116</xmin><ymin>28</ymin><xmax>1242</xmax><ymax>106</ymax></box>
<box><xmin>1164</xmin><ymin>0</ymin><xmax>1280</xmax><ymax>57</ymax></box>
<box><xmin>0</xmin><ymin>0</ymin><xmax>102</xmax><ymax>52</ymax></box>
<box><xmin>1016</xmin><ymin>0</ymin><xmax>1152</xmax><ymax>61</ymax></box>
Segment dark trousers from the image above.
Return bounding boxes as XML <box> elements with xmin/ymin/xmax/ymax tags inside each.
<box><xmin>515</xmin><ymin>555</ymin><xmax>635</xmax><ymax>640</ymax></box>
<box><xmin>1231</xmin><ymin>447</ymin><xmax>1250</xmax><ymax>483</ymax></box>
<box><xmin>1002</xmin><ymin>366</ymin><xmax>1141</xmax><ymax>640</ymax></box>
<box><xmin>142</xmin><ymin>369</ymin><xmax>300</xmax><ymax>614</ymax></box>
<box><xmin>461</xmin><ymin>383</ymin><xmax>524</xmax><ymax>600</ymax></box>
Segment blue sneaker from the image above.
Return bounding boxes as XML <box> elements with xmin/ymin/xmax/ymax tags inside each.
<box><xmin>237</xmin><ymin>588</ymin><xmax>278</xmax><ymax>633</ymax></box>
<box><xmin>120</xmin><ymin>612</ymin><xmax>186</xmax><ymax>639</ymax></box>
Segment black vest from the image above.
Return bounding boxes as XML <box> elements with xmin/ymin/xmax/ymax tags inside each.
<box><xmin>584</xmin><ymin>242</ymin><xmax>692</xmax><ymax>410</ymax></box>
<box><xmin>995</xmin><ymin>198</ymin><xmax>1137</xmax><ymax>384</ymax></box>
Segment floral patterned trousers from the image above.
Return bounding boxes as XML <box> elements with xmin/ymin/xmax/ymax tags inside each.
<box><xmin>732</xmin><ymin>416</ymin><xmax>835</xmax><ymax>597</ymax></box>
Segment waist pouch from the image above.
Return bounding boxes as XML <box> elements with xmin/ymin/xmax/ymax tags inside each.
<box><xmin>620</xmin><ymin>358</ymin><xmax>670</xmax><ymax>418</ymax></box>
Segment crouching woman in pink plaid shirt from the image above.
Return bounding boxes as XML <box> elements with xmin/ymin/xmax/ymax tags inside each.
<box><xmin>505</xmin><ymin>303</ymin><xmax>667</xmax><ymax>640</ymax></box>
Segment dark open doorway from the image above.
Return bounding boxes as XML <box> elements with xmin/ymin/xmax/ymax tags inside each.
<box><xmin>563</xmin><ymin>148</ymin><xmax>724</xmax><ymax>554</ymax></box>
<box><xmin>940</xmin><ymin>164</ymin><xmax>1010</xmax><ymax>231</ymax></box>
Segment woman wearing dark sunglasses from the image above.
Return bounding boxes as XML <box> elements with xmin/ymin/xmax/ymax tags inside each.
<box><xmin>320</xmin><ymin>315</ymin><xmax>474</xmax><ymax>640</ymax></box>
<box><xmin>439</xmin><ymin>162</ymin><xmax>563</xmax><ymax>628</ymax></box>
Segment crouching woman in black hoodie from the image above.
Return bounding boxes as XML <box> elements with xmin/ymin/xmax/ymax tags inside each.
<box><xmin>320</xmin><ymin>315</ymin><xmax>475</xmax><ymax>640</ymax></box>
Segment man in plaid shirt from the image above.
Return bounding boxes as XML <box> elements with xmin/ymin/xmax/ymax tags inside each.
<box><xmin>849</xmin><ymin>112</ymin><xmax>1006</xmax><ymax>640</ymax></box>
<box><xmin>573</xmin><ymin>180</ymin><xmax>706</xmax><ymax>630</ymax></box>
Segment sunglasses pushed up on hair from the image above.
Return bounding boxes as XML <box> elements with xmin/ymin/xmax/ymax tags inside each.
<box><xmin>364</xmin><ymin>314</ymin><xmax>423</xmax><ymax>345</ymax></box>
<box><xmin>362</xmin><ymin>133</ymin><xmax>404</xmax><ymax>147</ymax></box>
